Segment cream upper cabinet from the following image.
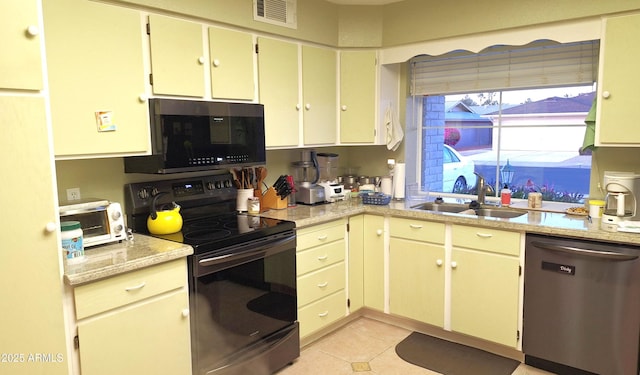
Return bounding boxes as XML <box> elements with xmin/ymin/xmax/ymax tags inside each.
<box><xmin>74</xmin><ymin>259</ymin><xmax>191</xmax><ymax>375</ymax></box>
<box><xmin>148</xmin><ymin>14</ymin><xmax>205</xmax><ymax>97</ymax></box>
<box><xmin>389</xmin><ymin>217</ymin><xmax>445</xmax><ymax>327</ymax></box>
<box><xmin>340</xmin><ymin>50</ymin><xmax>377</xmax><ymax>144</ymax></box>
<box><xmin>208</xmin><ymin>26</ymin><xmax>255</xmax><ymax>100</ymax></box>
<box><xmin>450</xmin><ymin>225</ymin><xmax>521</xmax><ymax>347</ymax></box>
<box><xmin>362</xmin><ymin>214</ymin><xmax>385</xmax><ymax>311</ymax></box>
<box><xmin>257</xmin><ymin>37</ymin><xmax>300</xmax><ymax>148</ymax></box>
<box><xmin>0</xmin><ymin>97</ymin><xmax>68</xmax><ymax>375</ymax></box>
<box><xmin>302</xmin><ymin>45</ymin><xmax>337</xmax><ymax>145</ymax></box>
<box><xmin>296</xmin><ymin>220</ymin><xmax>347</xmax><ymax>339</ymax></box>
<box><xmin>0</xmin><ymin>0</ymin><xmax>42</xmax><ymax>90</ymax></box>
<box><xmin>596</xmin><ymin>13</ymin><xmax>640</xmax><ymax>146</ymax></box>
<box><xmin>43</xmin><ymin>0</ymin><xmax>148</xmax><ymax>157</ymax></box>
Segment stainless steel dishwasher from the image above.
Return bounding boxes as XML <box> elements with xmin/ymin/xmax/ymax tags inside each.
<box><xmin>523</xmin><ymin>234</ymin><xmax>640</xmax><ymax>375</ymax></box>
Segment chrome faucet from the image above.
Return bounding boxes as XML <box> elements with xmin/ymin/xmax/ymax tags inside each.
<box><xmin>474</xmin><ymin>172</ymin><xmax>495</xmax><ymax>205</ymax></box>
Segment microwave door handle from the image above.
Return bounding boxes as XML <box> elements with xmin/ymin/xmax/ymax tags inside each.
<box><xmin>531</xmin><ymin>241</ymin><xmax>639</xmax><ymax>261</ymax></box>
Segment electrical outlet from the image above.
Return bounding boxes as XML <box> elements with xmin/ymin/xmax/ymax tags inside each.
<box><xmin>66</xmin><ymin>188</ymin><xmax>81</xmax><ymax>201</ymax></box>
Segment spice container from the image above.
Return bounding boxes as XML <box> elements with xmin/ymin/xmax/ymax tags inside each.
<box><xmin>61</xmin><ymin>221</ymin><xmax>84</xmax><ymax>262</ymax></box>
<box><xmin>528</xmin><ymin>192</ymin><xmax>542</xmax><ymax>208</ymax></box>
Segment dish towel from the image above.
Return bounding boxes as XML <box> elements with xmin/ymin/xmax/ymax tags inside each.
<box><xmin>385</xmin><ymin>104</ymin><xmax>404</xmax><ymax>151</ymax></box>
<box><xmin>580</xmin><ymin>97</ymin><xmax>597</xmax><ymax>153</ymax></box>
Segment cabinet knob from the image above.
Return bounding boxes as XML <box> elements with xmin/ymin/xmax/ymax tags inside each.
<box><xmin>376</xmin><ymin>229</ymin><xmax>383</xmax><ymax>236</ymax></box>
<box><xmin>305</xmin><ymin>103</ymin><xmax>311</xmax><ymax>110</ymax></box>
<box><xmin>45</xmin><ymin>222</ymin><xmax>57</xmax><ymax>233</ymax></box>
<box><xmin>181</xmin><ymin>309</ymin><xmax>190</xmax><ymax>318</ymax></box>
<box><xmin>341</xmin><ymin>105</ymin><xmax>347</xmax><ymax>111</ymax></box>
<box><xmin>296</xmin><ymin>104</ymin><xmax>301</xmax><ymax>110</ymax></box>
<box><xmin>26</xmin><ymin>25</ymin><xmax>39</xmax><ymax>37</ymax></box>
<box><xmin>138</xmin><ymin>94</ymin><xmax>147</xmax><ymax>103</ymax></box>
<box><xmin>212</xmin><ymin>59</ymin><xmax>220</xmax><ymax>67</ymax></box>
<box><xmin>451</xmin><ymin>261</ymin><xmax>458</xmax><ymax>269</ymax></box>
<box><xmin>602</xmin><ymin>91</ymin><xmax>611</xmax><ymax>99</ymax></box>
<box><xmin>198</xmin><ymin>56</ymin><xmax>205</xmax><ymax>64</ymax></box>
<box><xmin>436</xmin><ymin>259</ymin><xmax>443</xmax><ymax>267</ymax></box>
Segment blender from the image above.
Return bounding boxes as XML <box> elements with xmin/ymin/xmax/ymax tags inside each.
<box><xmin>291</xmin><ymin>150</ymin><xmax>325</xmax><ymax>205</ymax></box>
<box><xmin>317</xmin><ymin>152</ymin><xmax>345</xmax><ymax>202</ymax></box>
<box><xmin>601</xmin><ymin>171</ymin><xmax>640</xmax><ymax>231</ymax></box>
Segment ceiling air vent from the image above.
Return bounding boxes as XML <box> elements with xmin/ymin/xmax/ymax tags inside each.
<box><xmin>254</xmin><ymin>0</ymin><xmax>297</xmax><ymax>29</ymax></box>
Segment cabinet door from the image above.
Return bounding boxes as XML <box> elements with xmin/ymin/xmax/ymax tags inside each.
<box><xmin>302</xmin><ymin>45</ymin><xmax>337</xmax><ymax>145</ymax></box>
<box><xmin>0</xmin><ymin>97</ymin><xmax>67</xmax><ymax>375</ymax></box>
<box><xmin>149</xmin><ymin>14</ymin><xmax>205</xmax><ymax>97</ymax></box>
<box><xmin>340</xmin><ymin>50</ymin><xmax>376</xmax><ymax>143</ymax></box>
<box><xmin>44</xmin><ymin>0</ymin><xmax>148</xmax><ymax>156</ymax></box>
<box><xmin>78</xmin><ymin>291</ymin><xmax>191</xmax><ymax>375</ymax></box>
<box><xmin>208</xmin><ymin>27</ymin><xmax>255</xmax><ymax>100</ymax></box>
<box><xmin>348</xmin><ymin>215</ymin><xmax>364</xmax><ymax>311</ymax></box>
<box><xmin>596</xmin><ymin>14</ymin><xmax>640</xmax><ymax>145</ymax></box>
<box><xmin>389</xmin><ymin>238</ymin><xmax>444</xmax><ymax>327</ymax></box>
<box><xmin>451</xmin><ymin>248</ymin><xmax>520</xmax><ymax>347</ymax></box>
<box><xmin>257</xmin><ymin>37</ymin><xmax>300</xmax><ymax>147</ymax></box>
<box><xmin>363</xmin><ymin>215</ymin><xmax>384</xmax><ymax>311</ymax></box>
<box><xmin>0</xmin><ymin>0</ymin><xmax>42</xmax><ymax>90</ymax></box>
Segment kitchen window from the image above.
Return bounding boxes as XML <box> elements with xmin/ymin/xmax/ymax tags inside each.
<box><xmin>406</xmin><ymin>40</ymin><xmax>599</xmax><ymax>203</ymax></box>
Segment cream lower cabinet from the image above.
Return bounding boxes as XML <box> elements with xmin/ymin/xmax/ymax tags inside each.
<box><xmin>73</xmin><ymin>259</ymin><xmax>191</xmax><ymax>375</ymax></box>
<box><xmin>348</xmin><ymin>215</ymin><xmax>364</xmax><ymax>311</ymax></box>
<box><xmin>450</xmin><ymin>224</ymin><xmax>521</xmax><ymax>347</ymax></box>
<box><xmin>389</xmin><ymin>217</ymin><xmax>445</xmax><ymax>327</ymax></box>
<box><xmin>296</xmin><ymin>220</ymin><xmax>347</xmax><ymax>338</ymax></box>
<box><xmin>362</xmin><ymin>214</ymin><xmax>385</xmax><ymax>311</ymax></box>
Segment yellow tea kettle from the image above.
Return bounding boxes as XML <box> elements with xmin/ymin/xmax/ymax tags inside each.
<box><xmin>147</xmin><ymin>192</ymin><xmax>183</xmax><ymax>235</ymax></box>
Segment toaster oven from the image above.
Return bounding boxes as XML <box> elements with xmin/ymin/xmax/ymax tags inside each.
<box><xmin>59</xmin><ymin>199</ymin><xmax>126</xmax><ymax>248</ymax></box>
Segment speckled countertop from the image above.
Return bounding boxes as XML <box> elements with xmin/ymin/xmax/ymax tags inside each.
<box><xmin>259</xmin><ymin>198</ymin><xmax>640</xmax><ymax>246</ymax></box>
<box><xmin>63</xmin><ymin>234</ymin><xmax>193</xmax><ymax>286</ymax></box>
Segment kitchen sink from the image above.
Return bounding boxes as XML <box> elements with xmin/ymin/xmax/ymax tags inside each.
<box><xmin>410</xmin><ymin>202</ymin><xmax>469</xmax><ymax>213</ymax></box>
<box><xmin>411</xmin><ymin>202</ymin><xmax>526</xmax><ymax>218</ymax></box>
<box><xmin>473</xmin><ymin>208</ymin><xmax>526</xmax><ymax>218</ymax></box>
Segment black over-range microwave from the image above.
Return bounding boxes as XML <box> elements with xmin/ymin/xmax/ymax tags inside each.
<box><xmin>124</xmin><ymin>99</ymin><xmax>266</xmax><ymax>174</ymax></box>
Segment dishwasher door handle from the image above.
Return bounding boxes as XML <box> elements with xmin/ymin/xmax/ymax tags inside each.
<box><xmin>531</xmin><ymin>241</ymin><xmax>639</xmax><ymax>261</ymax></box>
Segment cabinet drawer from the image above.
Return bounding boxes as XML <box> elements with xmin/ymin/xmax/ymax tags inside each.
<box><xmin>297</xmin><ymin>262</ymin><xmax>345</xmax><ymax>307</ymax></box>
<box><xmin>390</xmin><ymin>217</ymin><xmax>445</xmax><ymax>244</ymax></box>
<box><xmin>298</xmin><ymin>290</ymin><xmax>346</xmax><ymax>338</ymax></box>
<box><xmin>297</xmin><ymin>221</ymin><xmax>345</xmax><ymax>251</ymax></box>
<box><xmin>452</xmin><ymin>225</ymin><xmax>520</xmax><ymax>256</ymax></box>
<box><xmin>297</xmin><ymin>240</ymin><xmax>345</xmax><ymax>276</ymax></box>
<box><xmin>74</xmin><ymin>259</ymin><xmax>186</xmax><ymax>319</ymax></box>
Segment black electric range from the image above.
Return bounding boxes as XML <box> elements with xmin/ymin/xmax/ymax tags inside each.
<box><xmin>124</xmin><ymin>172</ymin><xmax>295</xmax><ymax>253</ymax></box>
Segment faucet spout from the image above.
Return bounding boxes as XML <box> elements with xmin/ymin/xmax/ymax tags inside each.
<box><xmin>473</xmin><ymin>172</ymin><xmax>494</xmax><ymax>205</ymax></box>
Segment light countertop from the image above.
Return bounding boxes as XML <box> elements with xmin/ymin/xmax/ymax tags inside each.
<box><xmin>258</xmin><ymin>198</ymin><xmax>640</xmax><ymax>246</ymax></box>
<box><xmin>63</xmin><ymin>234</ymin><xmax>193</xmax><ymax>286</ymax></box>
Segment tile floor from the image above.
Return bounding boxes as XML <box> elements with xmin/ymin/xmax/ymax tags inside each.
<box><xmin>276</xmin><ymin>317</ymin><xmax>554</xmax><ymax>375</ymax></box>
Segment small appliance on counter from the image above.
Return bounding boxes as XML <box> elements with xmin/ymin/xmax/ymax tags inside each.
<box><xmin>601</xmin><ymin>171</ymin><xmax>640</xmax><ymax>232</ymax></box>
<box><xmin>58</xmin><ymin>198</ymin><xmax>126</xmax><ymax>248</ymax></box>
<box><xmin>317</xmin><ymin>152</ymin><xmax>345</xmax><ymax>202</ymax></box>
<box><xmin>292</xmin><ymin>150</ymin><xmax>325</xmax><ymax>205</ymax></box>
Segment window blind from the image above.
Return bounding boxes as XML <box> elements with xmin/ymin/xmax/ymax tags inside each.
<box><xmin>410</xmin><ymin>39</ymin><xmax>599</xmax><ymax>96</ymax></box>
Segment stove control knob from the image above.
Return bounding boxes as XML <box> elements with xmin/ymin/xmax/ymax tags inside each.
<box><xmin>138</xmin><ymin>188</ymin><xmax>150</xmax><ymax>200</ymax></box>
<box><xmin>150</xmin><ymin>187</ymin><xmax>159</xmax><ymax>197</ymax></box>
<box><xmin>206</xmin><ymin>181</ymin><xmax>215</xmax><ymax>190</ymax></box>
<box><xmin>224</xmin><ymin>179</ymin><xmax>232</xmax><ymax>188</ymax></box>
<box><xmin>215</xmin><ymin>181</ymin><xmax>223</xmax><ymax>189</ymax></box>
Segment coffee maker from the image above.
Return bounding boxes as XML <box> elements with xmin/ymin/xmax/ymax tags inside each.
<box><xmin>601</xmin><ymin>171</ymin><xmax>640</xmax><ymax>231</ymax></box>
<box><xmin>291</xmin><ymin>150</ymin><xmax>325</xmax><ymax>205</ymax></box>
<box><xmin>316</xmin><ymin>152</ymin><xmax>345</xmax><ymax>202</ymax></box>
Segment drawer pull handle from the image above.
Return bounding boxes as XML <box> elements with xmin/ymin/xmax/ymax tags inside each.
<box><xmin>318</xmin><ymin>311</ymin><xmax>329</xmax><ymax>317</ymax></box>
<box><xmin>317</xmin><ymin>235</ymin><xmax>328</xmax><ymax>241</ymax></box>
<box><xmin>125</xmin><ymin>282</ymin><xmax>146</xmax><ymax>291</ymax></box>
<box><xmin>317</xmin><ymin>282</ymin><xmax>329</xmax><ymax>288</ymax></box>
<box><xmin>317</xmin><ymin>255</ymin><xmax>328</xmax><ymax>260</ymax></box>
<box><xmin>476</xmin><ymin>232</ymin><xmax>493</xmax><ymax>238</ymax></box>
<box><xmin>409</xmin><ymin>224</ymin><xmax>423</xmax><ymax>229</ymax></box>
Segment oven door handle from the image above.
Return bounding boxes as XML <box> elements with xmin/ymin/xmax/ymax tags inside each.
<box><xmin>197</xmin><ymin>236</ymin><xmax>294</xmax><ymax>268</ymax></box>
<box><xmin>531</xmin><ymin>241</ymin><xmax>639</xmax><ymax>261</ymax></box>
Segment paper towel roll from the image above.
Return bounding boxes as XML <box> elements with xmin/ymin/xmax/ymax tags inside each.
<box><xmin>380</xmin><ymin>177</ymin><xmax>392</xmax><ymax>195</ymax></box>
<box><xmin>393</xmin><ymin>163</ymin><xmax>405</xmax><ymax>199</ymax></box>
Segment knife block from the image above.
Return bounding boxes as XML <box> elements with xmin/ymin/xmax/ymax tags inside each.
<box><xmin>262</xmin><ymin>187</ymin><xmax>288</xmax><ymax>210</ymax></box>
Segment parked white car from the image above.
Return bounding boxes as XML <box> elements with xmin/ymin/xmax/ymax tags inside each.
<box><xmin>443</xmin><ymin>144</ymin><xmax>477</xmax><ymax>193</ymax></box>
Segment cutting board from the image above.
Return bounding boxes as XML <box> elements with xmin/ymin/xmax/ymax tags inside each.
<box><xmin>508</xmin><ymin>200</ymin><xmax>575</xmax><ymax>214</ymax></box>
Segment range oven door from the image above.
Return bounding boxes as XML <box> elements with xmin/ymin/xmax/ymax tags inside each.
<box><xmin>191</xmin><ymin>233</ymin><xmax>298</xmax><ymax>375</ymax></box>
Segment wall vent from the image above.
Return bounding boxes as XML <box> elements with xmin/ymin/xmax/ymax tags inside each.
<box><xmin>254</xmin><ymin>0</ymin><xmax>297</xmax><ymax>29</ymax></box>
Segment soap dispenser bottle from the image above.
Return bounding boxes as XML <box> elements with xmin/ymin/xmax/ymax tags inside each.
<box><xmin>500</xmin><ymin>184</ymin><xmax>512</xmax><ymax>206</ymax></box>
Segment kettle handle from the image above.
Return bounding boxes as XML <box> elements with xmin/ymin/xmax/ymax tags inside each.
<box><xmin>150</xmin><ymin>192</ymin><xmax>168</xmax><ymax>220</ymax></box>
